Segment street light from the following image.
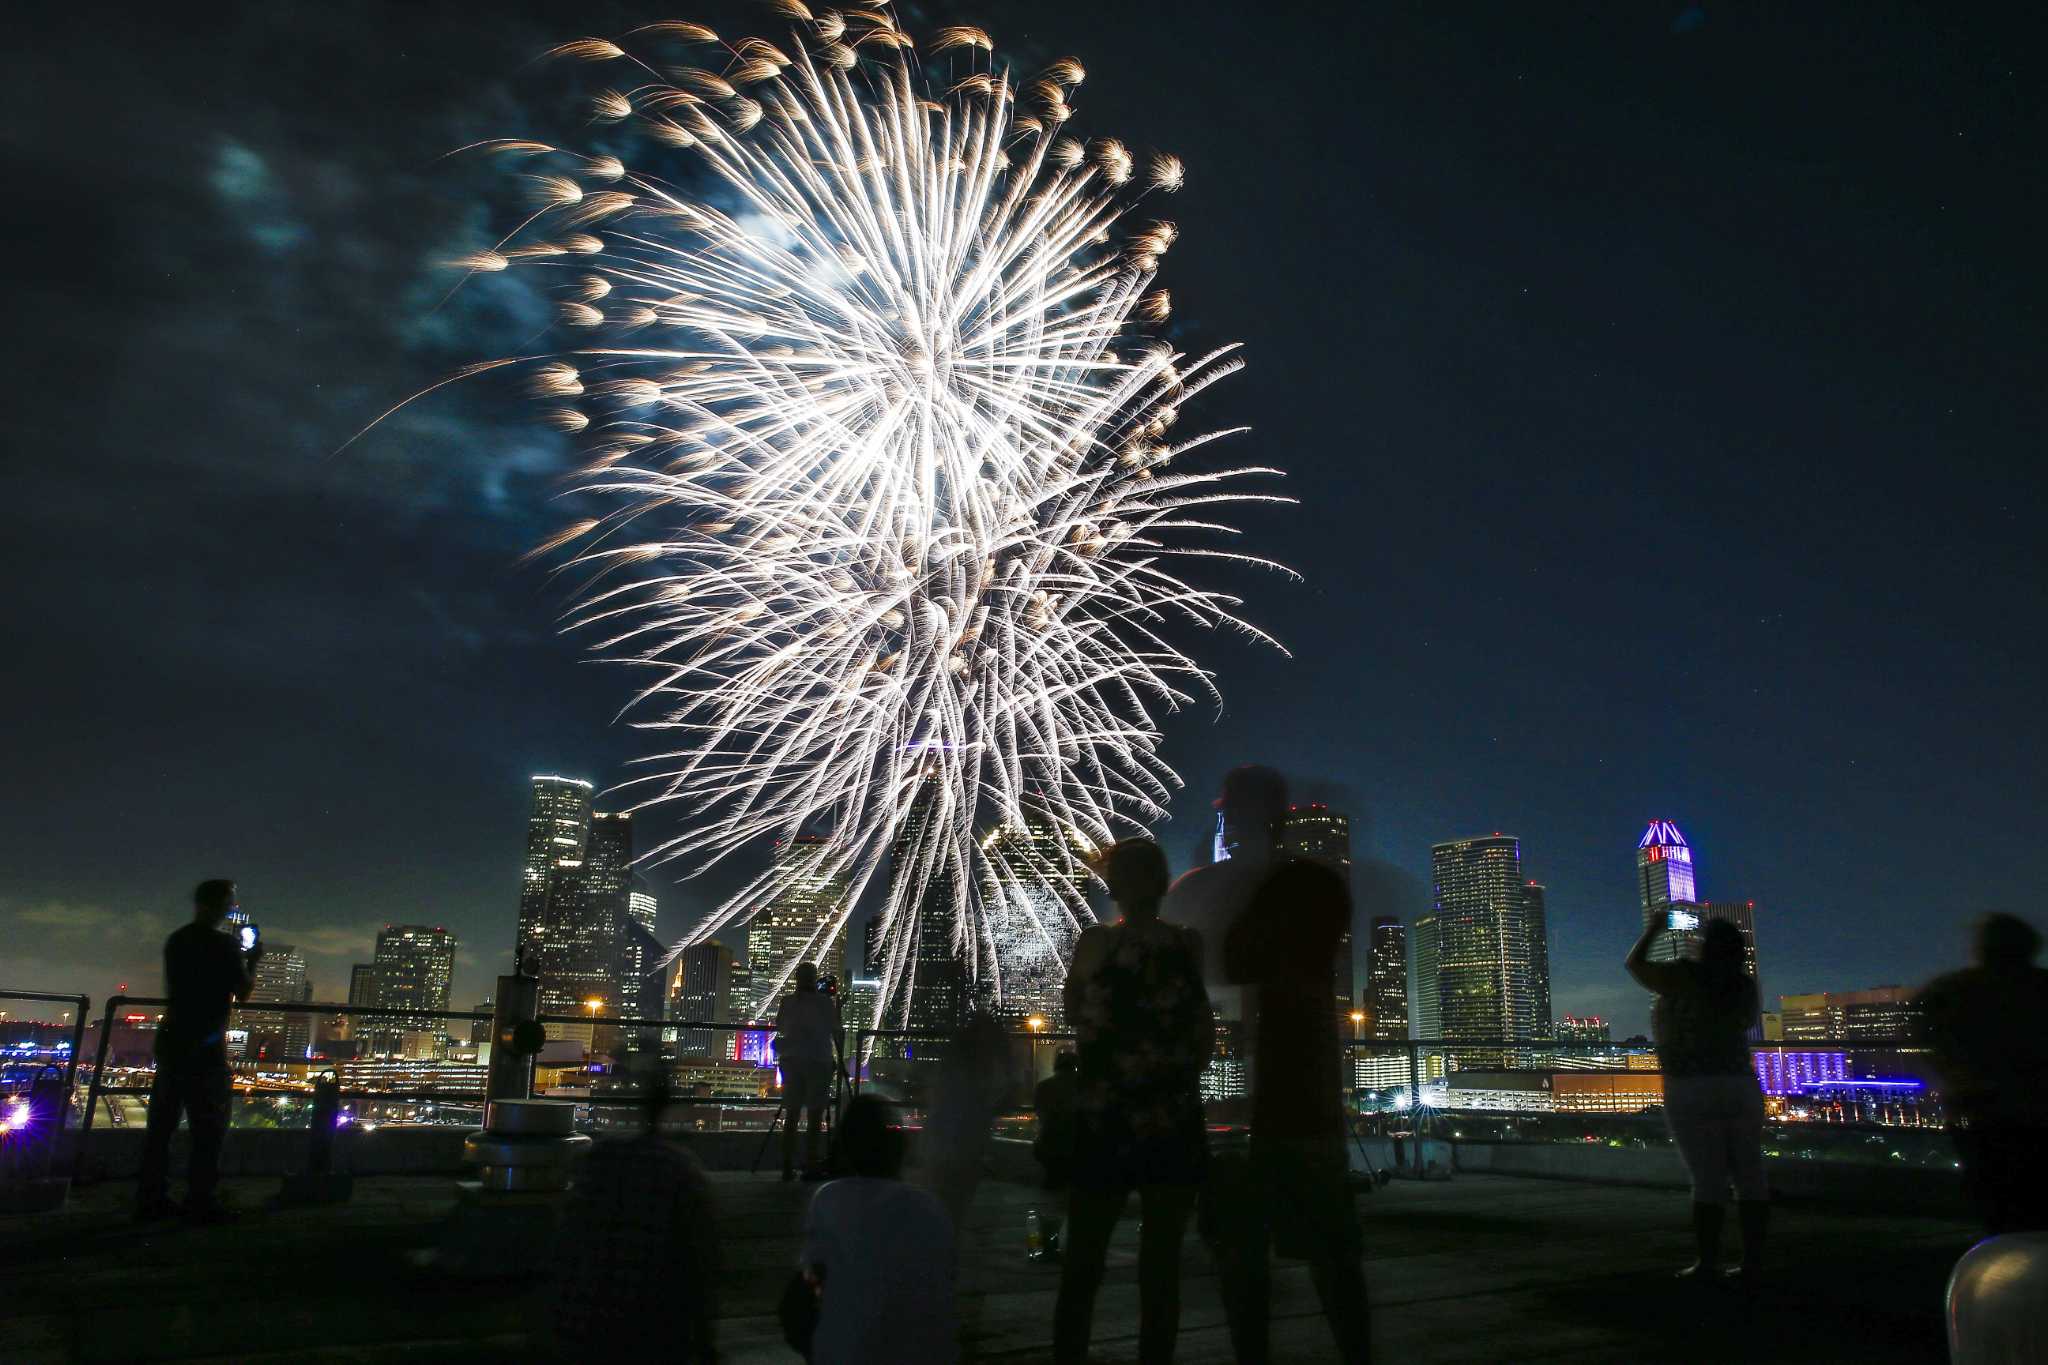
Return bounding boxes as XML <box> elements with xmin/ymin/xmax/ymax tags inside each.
<box><xmin>1349</xmin><ymin>1010</ymin><xmax>1367</xmax><ymax>1113</ymax></box>
<box><xmin>1026</xmin><ymin>1015</ymin><xmax>1048</xmax><ymax>1079</ymax></box>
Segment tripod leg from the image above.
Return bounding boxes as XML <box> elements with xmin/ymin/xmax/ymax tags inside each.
<box><xmin>750</xmin><ymin>1102</ymin><xmax>784</xmax><ymax>1176</ymax></box>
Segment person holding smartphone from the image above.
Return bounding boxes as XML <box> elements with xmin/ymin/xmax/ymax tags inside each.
<box><xmin>137</xmin><ymin>878</ymin><xmax>260</xmax><ymax>1224</ymax></box>
<box><xmin>1626</xmin><ymin>912</ymin><xmax>1768</xmax><ymax>1283</ymax></box>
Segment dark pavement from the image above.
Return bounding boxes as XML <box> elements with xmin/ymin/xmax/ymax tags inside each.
<box><xmin>1</xmin><ymin>1169</ymin><xmax>1976</xmax><ymax>1362</ymax></box>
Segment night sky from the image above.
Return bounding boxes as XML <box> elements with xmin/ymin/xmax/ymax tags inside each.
<box><xmin>5</xmin><ymin>3</ymin><xmax>2041</xmax><ymax>1033</ymax></box>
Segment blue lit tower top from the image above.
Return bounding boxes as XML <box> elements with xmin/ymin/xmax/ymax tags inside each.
<box><xmin>1636</xmin><ymin>820</ymin><xmax>1697</xmax><ymax>930</ymax></box>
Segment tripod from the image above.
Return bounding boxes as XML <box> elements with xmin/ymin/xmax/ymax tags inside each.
<box><xmin>750</xmin><ymin>1039</ymin><xmax>852</xmax><ymax>1178</ymax></box>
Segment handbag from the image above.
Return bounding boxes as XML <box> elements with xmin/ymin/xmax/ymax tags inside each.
<box><xmin>778</xmin><ymin>1270</ymin><xmax>820</xmax><ymax>1359</ymax></box>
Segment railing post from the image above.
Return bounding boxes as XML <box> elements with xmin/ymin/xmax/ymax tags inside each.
<box><xmin>1407</xmin><ymin>1041</ymin><xmax>1423</xmax><ymax>1176</ymax></box>
<box><xmin>485</xmin><ymin>974</ymin><xmax>540</xmax><ymax>1112</ymax></box>
<box><xmin>62</xmin><ymin>994</ymin><xmax>88</xmax><ymax>1097</ymax></box>
<box><xmin>75</xmin><ymin>994</ymin><xmax>123</xmax><ymax>1184</ymax></box>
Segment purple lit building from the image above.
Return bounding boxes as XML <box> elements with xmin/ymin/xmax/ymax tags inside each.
<box><xmin>1752</xmin><ymin>1049</ymin><xmax>1848</xmax><ymax>1096</ymax></box>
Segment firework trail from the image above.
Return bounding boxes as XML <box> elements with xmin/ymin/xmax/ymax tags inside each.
<box><xmin>449</xmin><ymin>6</ymin><xmax>1290</xmax><ymax>1027</ymax></box>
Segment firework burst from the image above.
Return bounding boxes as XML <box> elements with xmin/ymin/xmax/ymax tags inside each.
<box><xmin>448</xmin><ymin>7</ymin><xmax>1291</xmax><ymax>1027</ymax></box>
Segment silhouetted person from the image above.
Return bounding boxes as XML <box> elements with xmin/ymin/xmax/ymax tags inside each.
<box><xmin>137</xmin><ymin>879</ymin><xmax>257</xmax><ymax>1224</ymax></box>
<box><xmin>1918</xmin><ymin>913</ymin><xmax>2048</xmax><ymax>1233</ymax></box>
<box><xmin>1055</xmin><ymin>838</ymin><xmax>1211</xmax><ymax>1365</ymax></box>
<box><xmin>775</xmin><ymin>961</ymin><xmax>840</xmax><ymax>1181</ymax></box>
<box><xmin>552</xmin><ymin>1069</ymin><xmax>716</xmax><ymax>1362</ymax></box>
<box><xmin>802</xmin><ymin>1095</ymin><xmax>958</xmax><ymax>1363</ymax></box>
<box><xmin>1627</xmin><ymin>915</ymin><xmax>1768</xmax><ymax>1282</ymax></box>
<box><xmin>1033</xmin><ymin>1050</ymin><xmax>1080</xmax><ymax>1256</ymax></box>
<box><xmin>1213</xmin><ymin>768</ymin><xmax>1372</xmax><ymax>1364</ymax></box>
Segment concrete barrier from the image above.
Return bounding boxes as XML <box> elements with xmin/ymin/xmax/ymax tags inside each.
<box><xmin>1451</xmin><ymin>1139</ymin><xmax>1969</xmax><ymax>1213</ymax></box>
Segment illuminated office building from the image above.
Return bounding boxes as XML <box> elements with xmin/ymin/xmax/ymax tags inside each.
<box><xmin>662</xmin><ymin>940</ymin><xmax>734</xmax><ymax>1058</ymax></box>
<box><xmin>894</xmin><ymin>763</ymin><xmax>966</xmax><ymax>1054</ymax></box>
<box><xmin>531</xmin><ymin>805</ymin><xmax>639</xmax><ymax>1046</ymax></box>
<box><xmin>1355</xmin><ymin>917</ymin><xmax>1410</xmax><ymax>1091</ymax></box>
<box><xmin>517</xmin><ymin>775</ymin><xmax>594</xmax><ymax>974</ymax></box>
<box><xmin>370</xmin><ymin>925</ymin><xmax>457</xmax><ymax>1055</ymax></box>
<box><xmin>1634</xmin><ymin>821</ymin><xmax>1765</xmax><ymax>991</ymax></box>
<box><xmin>751</xmin><ymin>835</ymin><xmax>852</xmax><ymax>1015</ymax></box>
<box><xmin>628</xmin><ymin>887</ymin><xmax>658</xmax><ymax>936</ymax></box>
<box><xmin>240</xmin><ymin>944</ymin><xmax>308</xmax><ymax>1061</ymax></box>
<box><xmin>1278</xmin><ymin>804</ymin><xmax>1355</xmax><ymax>1021</ymax></box>
<box><xmin>1426</xmin><ymin>836</ymin><xmax>1545</xmax><ymax>1067</ymax></box>
<box><xmin>1636</xmin><ymin>820</ymin><xmax>1700</xmax><ymax>962</ymax></box>
<box><xmin>1557</xmin><ymin>1015</ymin><xmax>1611</xmax><ymax>1044</ymax></box>
<box><xmin>1412</xmin><ymin>911</ymin><xmax>1442</xmax><ymax>1041</ymax></box>
<box><xmin>1700</xmin><ymin>900</ymin><xmax>1761</xmax><ymax>984</ymax></box>
<box><xmin>1522</xmin><ymin>882</ymin><xmax>1552</xmax><ymax>1037</ymax></box>
<box><xmin>1364</xmin><ymin>918</ymin><xmax>1409</xmax><ymax>1039</ymax></box>
<box><xmin>977</xmin><ymin>819</ymin><xmax>1087</xmax><ymax>1027</ymax></box>
<box><xmin>1776</xmin><ymin>987</ymin><xmax>1919</xmax><ymax>1043</ymax></box>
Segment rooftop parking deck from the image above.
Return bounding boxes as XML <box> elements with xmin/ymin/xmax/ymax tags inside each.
<box><xmin>2</xmin><ymin>1165</ymin><xmax>1978</xmax><ymax>1363</ymax></box>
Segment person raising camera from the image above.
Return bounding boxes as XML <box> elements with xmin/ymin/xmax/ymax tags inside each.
<box><xmin>137</xmin><ymin>879</ymin><xmax>261</xmax><ymax>1224</ymax></box>
<box><xmin>774</xmin><ymin>960</ymin><xmax>840</xmax><ymax>1182</ymax></box>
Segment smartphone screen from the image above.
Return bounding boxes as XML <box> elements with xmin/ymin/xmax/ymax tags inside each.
<box><xmin>239</xmin><ymin>925</ymin><xmax>259</xmax><ymax>951</ymax></box>
<box><xmin>1668</xmin><ymin>908</ymin><xmax>1700</xmax><ymax>933</ymax></box>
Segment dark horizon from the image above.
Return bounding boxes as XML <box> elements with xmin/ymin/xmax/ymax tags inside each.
<box><xmin>3</xmin><ymin>2</ymin><xmax>2042</xmax><ymax>1032</ymax></box>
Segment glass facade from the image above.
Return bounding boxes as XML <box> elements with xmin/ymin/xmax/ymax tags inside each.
<box><xmin>1365</xmin><ymin>917</ymin><xmax>1409</xmax><ymax>1040</ymax></box>
<box><xmin>1427</xmin><ymin>836</ymin><xmax>1547</xmax><ymax>1067</ymax></box>
<box><xmin>516</xmin><ymin>776</ymin><xmax>593</xmax><ymax>975</ymax></box>
<box><xmin>370</xmin><ymin>925</ymin><xmax>457</xmax><ymax>1055</ymax></box>
<box><xmin>1635</xmin><ymin>820</ymin><xmax>1698</xmax><ymax>963</ymax></box>
<box><xmin>976</xmin><ymin>819</ymin><xmax>1087</xmax><ymax>1028</ymax></box>
<box><xmin>752</xmin><ymin>834</ymin><xmax>853</xmax><ymax>1014</ymax></box>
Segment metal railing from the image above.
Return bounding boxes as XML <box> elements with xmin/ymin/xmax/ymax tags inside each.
<box><xmin>0</xmin><ymin>990</ymin><xmax>89</xmax><ymax>1097</ymax></box>
<box><xmin>75</xmin><ymin>995</ymin><xmax>499</xmax><ymax>1180</ymax></box>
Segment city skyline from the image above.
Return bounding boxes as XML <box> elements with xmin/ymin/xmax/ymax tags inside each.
<box><xmin>5</xmin><ymin>4</ymin><xmax>2039</xmax><ymax>1038</ymax></box>
<box><xmin>4</xmin><ymin>777</ymin><xmax>1973</xmax><ymax>1040</ymax></box>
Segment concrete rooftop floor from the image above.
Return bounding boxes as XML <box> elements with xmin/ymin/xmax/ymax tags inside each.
<box><xmin>3</xmin><ymin>1167</ymin><xmax>1978</xmax><ymax>1363</ymax></box>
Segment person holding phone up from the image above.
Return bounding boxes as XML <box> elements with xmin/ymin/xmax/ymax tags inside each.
<box><xmin>137</xmin><ymin>878</ymin><xmax>261</xmax><ymax>1224</ymax></box>
<box><xmin>1626</xmin><ymin>911</ymin><xmax>1769</xmax><ymax>1284</ymax></box>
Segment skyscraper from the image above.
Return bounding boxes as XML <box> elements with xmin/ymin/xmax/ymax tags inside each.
<box><xmin>1632</xmin><ymin>822</ymin><xmax>1764</xmax><ymax>988</ymax></box>
<box><xmin>1521</xmin><ymin>881</ymin><xmax>1553</xmax><ymax>1038</ymax></box>
<box><xmin>240</xmin><ymin>945</ymin><xmax>309</xmax><ymax>1061</ymax></box>
<box><xmin>518</xmin><ymin>776</ymin><xmax>594</xmax><ymax>974</ymax></box>
<box><xmin>1277</xmin><ymin>804</ymin><xmax>1354</xmax><ymax>1022</ymax></box>
<box><xmin>1636</xmin><ymin>820</ymin><xmax>1699</xmax><ymax>963</ymax></box>
<box><xmin>1427</xmin><ymin>835</ymin><xmax>1545</xmax><ymax>1066</ymax></box>
<box><xmin>1412</xmin><ymin>911</ymin><xmax>1442</xmax><ymax>1041</ymax></box>
<box><xmin>1700</xmin><ymin>900</ymin><xmax>1761</xmax><ymax>986</ymax></box>
<box><xmin>751</xmin><ymin>835</ymin><xmax>852</xmax><ymax>1015</ymax></box>
<box><xmin>977</xmin><ymin>819</ymin><xmax>1087</xmax><ymax>1027</ymax></box>
<box><xmin>662</xmin><ymin>940</ymin><xmax>735</xmax><ymax>1057</ymax></box>
<box><xmin>530</xmin><ymin>803</ymin><xmax>639</xmax><ymax>1045</ymax></box>
<box><xmin>1357</xmin><ymin>916</ymin><xmax>1411</xmax><ymax>1091</ymax></box>
<box><xmin>370</xmin><ymin>925</ymin><xmax>457</xmax><ymax>1055</ymax></box>
<box><xmin>628</xmin><ymin>886</ymin><xmax>658</xmax><ymax>936</ymax></box>
<box><xmin>895</xmin><ymin>763</ymin><xmax>965</xmax><ymax>1052</ymax></box>
<box><xmin>1364</xmin><ymin>918</ymin><xmax>1409</xmax><ymax>1040</ymax></box>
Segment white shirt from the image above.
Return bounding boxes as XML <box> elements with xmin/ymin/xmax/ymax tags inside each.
<box><xmin>802</xmin><ymin>1177</ymin><xmax>958</xmax><ymax>1365</ymax></box>
<box><xmin>1163</xmin><ymin>855</ymin><xmax>1271</xmax><ymax>1021</ymax></box>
